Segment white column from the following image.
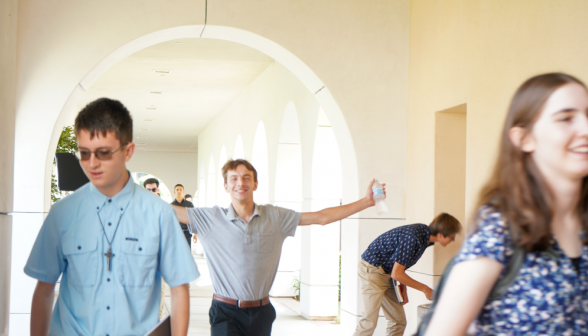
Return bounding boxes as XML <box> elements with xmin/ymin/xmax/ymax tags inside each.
<box><xmin>9</xmin><ymin>213</ymin><xmax>46</xmax><ymax>336</ymax></box>
<box><xmin>299</xmin><ymin>199</ymin><xmax>340</xmax><ymax>320</ymax></box>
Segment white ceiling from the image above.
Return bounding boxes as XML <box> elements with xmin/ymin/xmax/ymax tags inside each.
<box><xmin>75</xmin><ymin>38</ymin><xmax>274</xmax><ymax>152</ymax></box>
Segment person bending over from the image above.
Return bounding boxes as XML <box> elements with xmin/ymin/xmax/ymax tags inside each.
<box><xmin>353</xmin><ymin>213</ymin><xmax>461</xmax><ymax>336</ymax></box>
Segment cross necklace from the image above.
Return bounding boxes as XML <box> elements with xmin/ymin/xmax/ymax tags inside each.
<box><xmin>97</xmin><ymin>207</ymin><xmax>125</xmax><ymax>271</ymax></box>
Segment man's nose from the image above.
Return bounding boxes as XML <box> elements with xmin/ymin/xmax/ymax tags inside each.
<box><xmin>88</xmin><ymin>152</ymin><xmax>100</xmax><ymax>168</ymax></box>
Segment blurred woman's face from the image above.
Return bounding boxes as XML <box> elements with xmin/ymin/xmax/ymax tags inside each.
<box><xmin>526</xmin><ymin>83</ymin><xmax>588</xmax><ymax>182</ymax></box>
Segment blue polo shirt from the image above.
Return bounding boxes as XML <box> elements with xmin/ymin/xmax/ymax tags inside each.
<box><xmin>361</xmin><ymin>224</ymin><xmax>433</xmax><ymax>274</ymax></box>
<box><xmin>24</xmin><ymin>173</ymin><xmax>199</xmax><ymax>335</ymax></box>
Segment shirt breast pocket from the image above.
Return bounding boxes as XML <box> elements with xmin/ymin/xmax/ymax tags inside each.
<box><xmin>119</xmin><ymin>239</ymin><xmax>159</xmax><ymax>287</ymax></box>
<box><xmin>62</xmin><ymin>237</ymin><xmax>98</xmax><ymax>287</ymax></box>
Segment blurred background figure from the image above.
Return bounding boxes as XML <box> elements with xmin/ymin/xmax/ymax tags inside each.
<box><xmin>143</xmin><ymin>178</ymin><xmax>160</xmax><ymax>197</ymax></box>
<box><xmin>171</xmin><ymin>184</ymin><xmax>194</xmax><ymax>248</ymax></box>
<box><xmin>185</xmin><ymin>194</ymin><xmax>193</xmax><ymax>203</ymax></box>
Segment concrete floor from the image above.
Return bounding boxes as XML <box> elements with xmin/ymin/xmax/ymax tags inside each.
<box><xmin>160</xmin><ymin>256</ymin><xmax>344</xmax><ymax>336</ymax></box>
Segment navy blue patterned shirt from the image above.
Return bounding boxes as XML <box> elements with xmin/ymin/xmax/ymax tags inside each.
<box><xmin>361</xmin><ymin>224</ymin><xmax>433</xmax><ymax>274</ymax></box>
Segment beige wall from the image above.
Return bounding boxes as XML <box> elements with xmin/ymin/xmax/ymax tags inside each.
<box><xmin>406</xmin><ymin>1</ymin><xmax>588</xmax><ymax>333</ymax></box>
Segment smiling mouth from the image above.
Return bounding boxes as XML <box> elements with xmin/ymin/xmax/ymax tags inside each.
<box><xmin>89</xmin><ymin>172</ymin><xmax>103</xmax><ymax>178</ymax></box>
<box><xmin>571</xmin><ymin>147</ymin><xmax>588</xmax><ymax>154</ymax></box>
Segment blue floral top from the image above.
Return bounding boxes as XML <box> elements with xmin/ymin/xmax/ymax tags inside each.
<box><xmin>456</xmin><ymin>206</ymin><xmax>588</xmax><ymax>335</ymax></box>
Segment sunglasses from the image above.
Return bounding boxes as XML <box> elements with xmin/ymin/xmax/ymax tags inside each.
<box><xmin>75</xmin><ymin>144</ymin><xmax>127</xmax><ymax>161</ymax></box>
<box><xmin>147</xmin><ymin>188</ymin><xmax>158</xmax><ymax>192</ymax></box>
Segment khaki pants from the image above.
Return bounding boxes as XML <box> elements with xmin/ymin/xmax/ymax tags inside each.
<box><xmin>352</xmin><ymin>259</ymin><xmax>406</xmax><ymax>336</ymax></box>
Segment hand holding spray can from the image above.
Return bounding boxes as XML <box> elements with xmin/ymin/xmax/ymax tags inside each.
<box><xmin>372</xmin><ymin>179</ymin><xmax>388</xmax><ymax>215</ymax></box>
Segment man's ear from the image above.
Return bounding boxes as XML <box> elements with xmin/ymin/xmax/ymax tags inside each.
<box><xmin>124</xmin><ymin>142</ymin><xmax>136</xmax><ymax>162</ymax></box>
<box><xmin>253</xmin><ymin>181</ymin><xmax>258</xmax><ymax>191</ymax></box>
<box><xmin>508</xmin><ymin>126</ymin><xmax>535</xmax><ymax>153</ymax></box>
<box><xmin>224</xmin><ymin>183</ymin><xmax>229</xmax><ymax>193</ymax></box>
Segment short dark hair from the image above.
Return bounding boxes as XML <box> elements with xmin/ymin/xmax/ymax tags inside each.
<box><xmin>143</xmin><ymin>178</ymin><xmax>159</xmax><ymax>188</ymax></box>
<box><xmin>74</xmin><ymin>98</ymin><xmax>133</xmax><ymax>146</ymax></box>
<box><xmin>221</xmin><ymin>159</ymin><xmax>257</xmax><ymax>183</ymax></box>
<box><xmin>429</xmin><ymin>213</ymin><xmax>462</xmax><ymax>237</ymax></box>
<box><xmin>174</xmin><ymin>184</ymin><xmax>184</xmax><ymax>190</ymax></box>
<box><xmin>185</xmin><ymin>194</ymin><xmax>192</xmax><ymax>198</ymax></box>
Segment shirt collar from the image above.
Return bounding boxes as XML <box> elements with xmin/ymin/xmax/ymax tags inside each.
<box><xmin>91</xmin><ymin>171</ymin><xmax>136</xmax><ymax>212</ymax></box>
<box><xmin>227</xmin><ymin>203</ymin><xmax>260</xmax><ymax>222</ymax></box>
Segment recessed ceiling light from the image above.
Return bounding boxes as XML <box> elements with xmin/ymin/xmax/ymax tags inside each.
<box><xmin>146</xmin><ymin>107</ymin><xmax>157</xmax><ymax>110</ymax></box>
<box><xmin>148</xmin><ymin>91</ymin><xmax>163</xmax><ymax>94</ymax></box>
<box><xmin>136</xmin><ymin>143</ymin><xmax>146</xmax><ymax>145</ymax></box>
<box><xmin>136</xmin><ymin>137</ymin><xmax>147</xmax><ymax>139</ymax></box>
<box><xmin>142</xmin><ymin>119</ymin><xmax>154</xmax><ymax>122</ymax></box>
<box><xmin>153</xmin><ymin>70</ymin><xmax>171</xmax><ymax>74</ymax></box>
<box><xmin>139</xmin><ymin>129</ymin><xmax>150</xmax><ymax>131</ymax></box>
<box><xmin>176</xmin><ymin>42</ymin><xmax>182</xmax><ymax>45</ymax></box>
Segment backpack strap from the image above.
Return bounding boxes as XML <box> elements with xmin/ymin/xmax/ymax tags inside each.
<box><xmin>415</xmin><ymin>231</ymin><xmax>528</xmax><ymax>336</ymax></box>
<box><xmin>486</xmin><ymin>246</ymin><xmax>524</xmax><ymax>301</ymax></box>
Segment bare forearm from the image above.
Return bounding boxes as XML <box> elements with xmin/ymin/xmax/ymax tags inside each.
<box><xmin>31</xmin><ymin>282</ymin><xmax>56</xmax><ymax>336</ymax></box>
<box><xmin>170</xmin><ymin>284</ymin><xmax>190</xmax><ymax>336</ymax></box>
<box><xmin>302</xmin><ymin>198</ymin><xmax>372</xmax><ymax>226</ymax></box>
<box><xmin>392</xmin><ymin>270</ymin><xmax>428</xmax><ymax>292</ymax></box>
<box><xmin>173</xmin><ymin>205</ymin><xmax>189</xmax><ymax>224</ymax></box>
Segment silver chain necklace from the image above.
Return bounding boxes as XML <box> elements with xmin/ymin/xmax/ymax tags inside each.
<box><xmin>97</xmin><ymin>207</ymin><xmax>126</xmax><ymax>271</ymax></box>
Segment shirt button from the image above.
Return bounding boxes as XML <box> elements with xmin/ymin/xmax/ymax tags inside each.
<box><xmin>107</xmin><ymin>278</ymin><xmax>110</xmax><ymax>282</ymax></box>
<box><xmin>96</xmin><ymin>206</ymin><xmax>99</xmax><ymax>210</ymax></box>
<box><xmin>77</xmin><ymin>246</ymin><xmax>81</xmax><ymax>250</ymax></box>
<box><xmin>120</xmin><ymin>208</ymin><xmax>123</xmax><ymax>211</ymax></box>
<box><xmin>106</xmin><ymin>306</ymin><xmax>110</xmax><ymax>310</ymax></box>
<box><xmin>138</xmin><ymin>247</ymin><xmax>142</xmax><ymax>251</ymax></box>
<box><xmin>108</xmin><ymin>199</ymin><xmax>112</xmax><ymax>203</ymax></box>
<box><xmin>108</xmin><ymin>222</ymin><xmax>112</xmax><ymax>226</ymax></box>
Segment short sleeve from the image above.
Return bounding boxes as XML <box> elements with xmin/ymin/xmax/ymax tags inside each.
<box><xmin>159</xmin><ymin>205</ymin><xmax>200</xmax><ymax>287</ymax></box>
<box><xmin>186</xmin><ymin>207</ymin><xmax>217</xmax><ymax>238</ymax></box>
<box><xmin>24</xmin><ymin>211</ymin><xmax>66</xmax><ymax>283</ymax></box>
<box><xmin>391</xmin><ymin>234</ymin><xmax>419</xmax><ymax>267</ymax></box>
<box><xmin>272</xmin><ymin>206</ymin><xmax>301</xmax><ymax>238</ymax></box>
<box><xmin>456</xmin><ymin>207</ymin><xmax>512</xmax><ymax>265</ymax></box>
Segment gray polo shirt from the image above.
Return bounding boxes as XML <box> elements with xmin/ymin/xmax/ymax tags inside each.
<box><xmin>187</xmin><ymin>204</ymin><xmax>301</xmax><ymax>301</ymax></box>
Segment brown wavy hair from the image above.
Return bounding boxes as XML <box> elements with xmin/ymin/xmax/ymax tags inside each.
<box><xmin>475</xmin><ymin>73</ymin><xmax>588</xmax><ymax>252</ymax></box>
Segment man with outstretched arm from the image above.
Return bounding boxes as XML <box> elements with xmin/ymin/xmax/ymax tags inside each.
<box><xmin>173</xmin><ymin>158</ymin><xmax>385</xmax><ymax>336</ymax></box>
<box><xmin>353</xmin><ymin>213</ymin><xmax>462</xmax><ymax>336</ymax></box>
<box><xmin>26</xmin><ymin>98</ymin><xmax>199</xmax><ymax>336</ymax></box>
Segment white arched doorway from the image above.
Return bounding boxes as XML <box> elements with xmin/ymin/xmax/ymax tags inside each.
<box><xmin>11</xmin><ymin>25</ymin><xmax>360</xmax><ymax>330</ymax></box>
<box><xmin>251</xmin><ymin>122</ymin><xmax>269</xmax><ymax>205</ymax></box>
<box><xmin>270</xmin><ymin>102</ymin><xmax>303</xmax><ymax>297</ymax></box>
<box><xmin>233</xmin><ymin>135</ymin><xmax>245</xmax><ymax>160</ymax></box>
<box><xmin>217</xmin><ymin>146</ymin><xmax>229</xmax><ymax>207</ymax></box>
<box><xmin>207</xmin><ymin>154</ymin><xmax>216</xmax><ymax>207</ymax></box>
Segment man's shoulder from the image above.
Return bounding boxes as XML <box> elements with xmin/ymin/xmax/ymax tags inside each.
<box><xmin>50</xmin><ymin>183</ymin><xmax>91</xmax><ymax>213</ymax></box>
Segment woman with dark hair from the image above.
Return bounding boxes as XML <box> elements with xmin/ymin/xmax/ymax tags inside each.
<box><xmin>425</xmin><ymin>73</ymin><xmax>588</xmax><ymax>335</ymax></box>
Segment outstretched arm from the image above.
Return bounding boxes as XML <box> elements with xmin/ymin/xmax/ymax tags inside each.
<box><xmin>299</xmin><ymin>179</ymin><xmax>385</xmax><ymax>226</ymax></box>
<box><xmin>31</xmin><ymin>280</ymin><xmax>56</xmax><ymax>336</ymax></box>
<box><xmin>173</xmin><ymin>205</ymin><xmax>189</xmax><ymax>224</ymax></box>
<box><xmin>170</xmin><ymin>284</ymin><xmax>190</xmax><ymax>336</ymax></box>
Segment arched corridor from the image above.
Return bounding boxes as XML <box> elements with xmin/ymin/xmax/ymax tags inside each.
<box><xmin>4</xmin><ymin>1</ymin><xmax>588</xmax><ymax>335</ymax></box>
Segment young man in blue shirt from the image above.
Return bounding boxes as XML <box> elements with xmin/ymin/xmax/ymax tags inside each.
<box><xmin>25</xmin><ymin>98</ymin><xmax>200</xmax><ymax>336</ymax></box>
<box><xmin>353</xmin><ymin>213</ymin><xmax>462</xmax><ymax>336</ymax></box>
